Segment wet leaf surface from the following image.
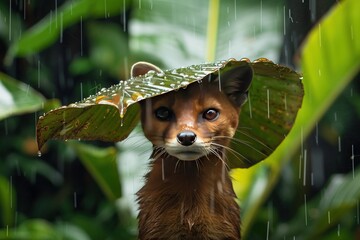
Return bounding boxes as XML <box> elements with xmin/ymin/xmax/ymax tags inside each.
<box><xmin>0</xmin><ymin>72</ymin><xmax>45</xmax><ymax>120</ymax></box>
<box><xmin>36</xmin><ymin>58</ymin><xmax>303</xmax><ymax>168</ymax></box>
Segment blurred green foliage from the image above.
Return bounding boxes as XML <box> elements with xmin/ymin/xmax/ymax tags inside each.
<box><xmin>0</xmin><ymin>0</ymin><xmax>359</xmax><ymax>239</ymax></box>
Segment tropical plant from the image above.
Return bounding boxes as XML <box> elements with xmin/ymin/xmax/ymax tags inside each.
<box><xmin>0</xmin><ymin>0</ymin><xmax>359</xmax><ymax>239</ymax></box>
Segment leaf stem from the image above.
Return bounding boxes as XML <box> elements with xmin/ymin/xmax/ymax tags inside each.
<box><xmin>206</xmin><ymin>0</ymin><xmax>220</xmax><ymax>62</ymax></box>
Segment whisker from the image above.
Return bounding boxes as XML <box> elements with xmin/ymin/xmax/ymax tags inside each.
<box><xmin>207</xmin><ymin>146</ymin><xmax>230</xmax><ymax>171</ymax></box>
<box><xmin>211</xmin><ymin>142</ymin><xmax>253</xmax><ymax>166</ymax></box>
<box><xmin>235</xmin><ymin>129</ymin><xmax>273</xmax><ymax>151</ymax></box>
<box><xmin>213</xmin><ymin>135</ymin><xmax>268</xmax><ymax>158</ymax></box>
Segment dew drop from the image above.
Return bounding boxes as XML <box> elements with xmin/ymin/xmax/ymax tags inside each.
<box><xmin>180</xmin><ymin>81</ymin><xmax>190</xmax><ymax>88</ymax></box>
<box><xmin>157</xmin><ymin>72</ymin><xmax>165</xmax><ymax>77</ymax></box>
<box><xmin>131</xmin><ymin>92</ymin><xmax>143</xmax><ymax>101</ymax></box>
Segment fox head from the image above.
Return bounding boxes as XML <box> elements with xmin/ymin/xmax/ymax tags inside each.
<box><xmin>132</xmin><ymin>61</ymin><xmax>253</xmax><ymax>161</ymax></box>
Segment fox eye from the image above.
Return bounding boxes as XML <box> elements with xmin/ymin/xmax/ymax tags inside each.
<box><xmin>155</xmin><ymin>107</ymin><xmax>173</xmax><ymax>121</ymax></box>
<box><xmin>203</xmin><ymin>108</ymin><xmax>219</xmax><ymax>121</ymax></box>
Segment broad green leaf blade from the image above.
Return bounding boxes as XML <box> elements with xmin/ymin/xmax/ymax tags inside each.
<box><xmin>0</xmin><ymin>72</ymin><xmax>45</xmax><ymax>120</ymax></box>
<box><xmin>0</xmin><ymin>219</ymin><xmax>60</xmax><ymax>240</ymax></box>
<box><xmin>36</xmin><ymin>59</ymin><xmax>249</xmax><ymax>150</ymax></box>
<box><xmin>4</xmin><ymin>0</ymin><xmax>129</xmax><ymax>64</ymax></box>
<box><xmin>273</xmin><ymin>166</ymin><xmax>360</xmax><ymax>239</ymax></box>
<box><xmin>241</xmin><ymin>0</ymin><xmax>360</xmax><ymax>237</ymax></box>
<box><xmin>70</xmin><ymin>142</ymin><xmax>121</xmax><ymax>201</ymax></box>
<box><xmin>0</xmin><ymin>176</ymin><xmax>15</xmax><ymax>226</ymax></box>
<box><xmin>37</xmin><ymin>103</ymin><xmax>140</xmax><ymax>151</ymax></box>
<box><xmin>0</xmin><ymin>219</ymin><xmax>91</xmax><ymax>240</ymax></box>
<box><xmin>230</xmin><ymin>59</ymin><xmax>303</xmax><ymax>168</ymax></box>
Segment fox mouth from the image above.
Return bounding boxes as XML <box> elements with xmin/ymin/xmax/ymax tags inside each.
<box><xmin>166</xmin><ymin>148</ymin><xmax>206</xmax><ymax>161</ymax></box>
<box><xmin>164</xmin><ymin>142</ymin><xmax>210</xmax><ymax>161</ymax></box>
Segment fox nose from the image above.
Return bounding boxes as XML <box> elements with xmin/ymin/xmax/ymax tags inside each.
<box><xmin>177</xmin><ymin>131</ymin><xmax>197</xmax><ymax>146</ymax></box>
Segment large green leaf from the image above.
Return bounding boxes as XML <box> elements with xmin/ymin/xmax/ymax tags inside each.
<box><xmin>131</xmin><ymin>0</ymin><xmax>283</xmax><ymax>67</ymax></box>
<box><xmin>4</xmin><ymin>0</ymin><xmax>131</xmax><ymax>65</ymax></box>
<box><xmin>240</xmin><ymin>0</ymin><xmax>360</xmax><ymax>237</ymax></box>
<box><xmin>69</xmin><ymin>142</ymin><xmax>121</xmax><ymax>201</ymax></box>
<box><xmin>36</xmin><ymin>59</ymin><xmax>303</xmax><ymax>169</ymax></box>
<box><xmin>273</xmin><ymin>165</ymin><xmax>360</xmax><ymax>239</ymax></box>
<box><xmin>231</xmin><ymin>59</ymin><xmax>303</xmax><ymax>168</ymax></box>
<box><xmin>0</xmin><ymin>219</ymin><xmax>90</xmax><ymax>240</ymax></box>
<box><xmin>0</xmin><ymin>72</ymin><xmax>45</xmax><ymax>120</ymax></box>
<box><xmin>0</xmin><ymin>176</ymin><xmax>15</xmax><ymax>227</ymax></box>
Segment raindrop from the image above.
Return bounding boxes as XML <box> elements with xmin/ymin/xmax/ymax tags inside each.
<box><xmin>38</xmin><ymin>60</ymin><xmax>41</xmax><ymax>88</ymax></box>
<box><xmin>260</xmin><ymin>0</ymin><xmax>263</xmax><ymax>32</ymax></box>
<box><xmin>248</xmin><ymin>92</ymin><xmax>253</xmax><ymax>119</ymax></box>
<box><xmin>209</xmin><ymin>187</ymin><xmax>215</xmax><ymax>214</ymax></box>
<box><xmin>216</xmin><ymin>180</ymin><xmax>223</xmax><ymax>194</ymax></box>
<box><xmin>37</xmin><ymin>151</ymin><xmax>42</xmax><ymax>157</ymax></box>
<box><xmin>357</xmin><ymin>200</ymin><xmax>359</xmax><ymax>224</ymax></box>
<box><xmin>9</xmin><ymin>0</ymin><xmax>12</xmax><ymax>41</ymax></box>
<box><xmin>80</xmin><ymin>16</ymin><xmax>83</xmax><ymax>56</ymax></box>
<box><xmin>338</xmin><ymin>136</ymin><xmax>341</xmax><ymax>152</ymax></box>
<box><xmin>283</xmin><ymin>5</ymin><xmax>286</xmax><ymax>36</ymax></box>
<box><xmin>315</xmin><ymin>122</ymin><xmax>319</xmax><ymax>145</ymax></box>
<box><xmin>318</xmin><ymin>24</ymin><xmax>322</xmax><ymax>47</ymax></box>
<box><xmin>55</xmin><ymin>0</ymin><xmax>58</xmax><ymax>28</ymax></box>
<box><xmin>234</xmin><ymin>0</ymin><xmax>237</xmax><ymax>20</ymax></box>
<box><xmin>266</xmin><ymin>221</ymin><xmax>270</xmax><ymax>240</ymax></box>
<box><xmin>74</xmin><ymin>192</ymin><xmax>77</xmax><ymax>208</ymax></box>
<box><xmin>288</xmin><ymin>8</ymin><xmax>294</xmax><ymax>23</ymax></box>
<box><xmin>311</xmin><ymin>172</ymin><xmax>314</xmax><ymax>186</ymax></box>
<box><xmin>80</xmin><ymin>82</ymin><xmax>83</xmax><ymax>99</ymax></box>
<box><xmin>328</xmin><ymin>211</ymin><xmax>331</xmax><ymax>224</ymax></box>
<box><xmin>351</xmin><ymin>144</ymin><xmax>355</xmax><ymax>179</ymax></box>
<box><xmin>267</xmin><ymin>89</ymin><xmax>270</xmax><ymax>119</ymax></box>
<box><xmin>161</xmin><ymin>158</ymin><xmax>165</xmax><ymax>181</ymax></box>
<box><xmin>157</xmin><ymin>72</ymin><xmax>165</xmax><ymax>77</ymax></box>
<box><xmin>10</xmin><ymin>176</ymin><xmax>13</xmax><ymax>208</ymax></box>
<box><xmin>23</xmin><ymin>0</ymin><xmax>26</xmax><ymax>19</ymax></box>
<box><xmin>145</xmin><ymin>70</ymin><xmax>156</xmax><ymax>77</ymax></box>
<box><xmin>122</xmin><ymin>0</ymin><xmax>127</xmax><ymax>30</ymax></box>
<box><xmin>303</xmin><ymin>149</ymin><xmax>307</xmax><ymax>186</ymax></box>
<box><xmin>60</xmin><ymin>12</ymin><xmax>64</xmax><ymax>43</ymax></box>
<box><xmin>131</xmin><ymin>92</ymin><xmax>143</xmax><ymax>101</ymax></box>
<box><xmin>304</xmin><ymin>194</ymin><xmax>308</xmax><ymax>226</ymax></box>
<box><xmin>337</xmin><ymin>224</ymin><xmax>340</xmax><ymax>236</ymax></box>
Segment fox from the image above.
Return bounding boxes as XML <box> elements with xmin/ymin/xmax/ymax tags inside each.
<box><xmin>132</xmin><ymin>61</ymin><xmax>253</xmax><ymax>240</ymax></box>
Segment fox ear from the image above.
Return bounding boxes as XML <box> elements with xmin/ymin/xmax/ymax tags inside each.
<box><xmin>131</xmin><ymin>61</ymin><xmax>163</xmax><ymax>78</ymax></box>
<box><xmin>218</xmin><ymin>63</ymin><xmax>253</xmax><ymax>107</ymax></box>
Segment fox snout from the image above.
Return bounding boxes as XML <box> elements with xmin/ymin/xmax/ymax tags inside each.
<box><xmin>176</xmin><ymin>131</ymin><xmax>197</xmax><ymax>146</ymax></box>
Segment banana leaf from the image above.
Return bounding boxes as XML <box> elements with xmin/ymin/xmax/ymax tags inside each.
<box><xmin>36</xmin><ymin>58</ymin><xmax>303</xmax><ymax>168</ymax></box>
<box><xmin>0</xmin><ymin>72</ymin><xmax>45</xmax><ymax>120</ymax></box>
